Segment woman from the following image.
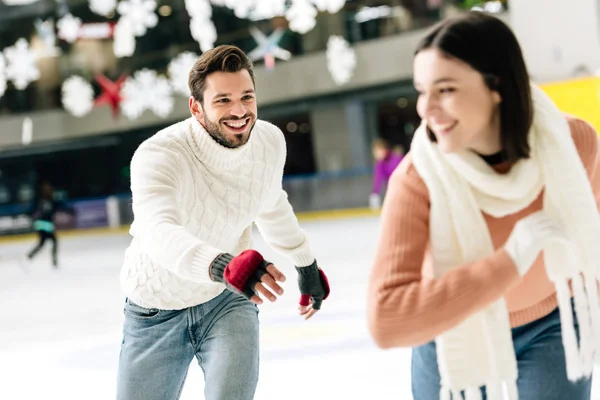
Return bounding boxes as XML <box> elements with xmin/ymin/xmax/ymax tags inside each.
<box><xmin>367</xmin><ymin>12</ymin><xmax>600</xmax><ymax>400</ymax></box>
<box><xmin>369</xmin><ymin>138</ymin><xmax>404</xmax><ymax>209</ymax></box>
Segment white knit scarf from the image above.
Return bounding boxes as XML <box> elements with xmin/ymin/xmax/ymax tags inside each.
<box><xmin>410</xmin><ymin>84</ymin><xmax>600</xmax><ymax>400</ymax></box>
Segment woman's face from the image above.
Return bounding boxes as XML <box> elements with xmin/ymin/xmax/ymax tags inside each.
<box><xmin>413</xmin><ymin>48</ymin><xmax>502</xmax><ymax>155</ymax></box>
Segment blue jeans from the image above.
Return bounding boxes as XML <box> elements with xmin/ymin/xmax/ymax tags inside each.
<box><xmin>116</xmin><ymin>290</ymin><xmax>260</xmax><ymax>400</ymax></box>
<box><xmin>412</xmin><ymin>304</ymin><xmax>592</xmax><ymax>400</ymax></box>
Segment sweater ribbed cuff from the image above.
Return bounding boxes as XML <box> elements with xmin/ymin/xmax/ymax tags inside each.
<box><xmin>295</xmin><ymin>260</ymin><xmax>318</xmax><ymax>276</ymax></box>
<box><xmin>189</xmin><ymin>247</ymin><xmax>226</xmax><ymax>283</ymax></box>
<box><xmin>288</xmin><ymin>243</ymin><xmax>316</xmax><ymax>268</ymax></box>
<box><xmin>209</xmin><ymin>253</ymin><xmax>234</xmax><ymax>283</ymax></box>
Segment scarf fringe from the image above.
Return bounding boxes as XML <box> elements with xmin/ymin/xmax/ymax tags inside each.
<box><xmin>571</xmin><ymin>273</ymin><xmax>594</xmax><ymax>375</ymax></box>
<box><xmin>440</xmin><ymin>381</ymin><xmax>519</xmax><ymax>400</ymax></box>
<box><xmin>555</xmin><ymin>272</ymin><xmax>600</xmax><ymax>382</ymax></box>
<box><xmin>584</xmin><ymin>277</ymin><xmax>600</xmax><ymax>363</ymax></box>
<box><xmin>465</xmin><ymin>386</ymin><xmax>482</xmax><ymax>400</ymax></box>
<box><xmin>506</xmin><ymin>380</ymin><xmax>519</xmax><ymax>400</ymax></box>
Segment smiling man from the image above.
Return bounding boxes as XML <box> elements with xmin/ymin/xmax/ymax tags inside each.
<box><xmin>116</xmin><ymin>45</ymin><xmax>330</xmax><ymax>400</ymax></box>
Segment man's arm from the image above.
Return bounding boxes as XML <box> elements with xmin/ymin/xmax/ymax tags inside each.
<box><xmin>130</xmin><ymin>142</ymin><xmax>223</xmax><ymax>283</ymax></box>
<box><xmin>254</xmin><ymin>127</ymin><xmax>329</xmax><ymax>317</ymax></box>
<box><xmin>253</xmin><ymin>130</ymin><xmax>315</xmax><ymax>267</ymax></box>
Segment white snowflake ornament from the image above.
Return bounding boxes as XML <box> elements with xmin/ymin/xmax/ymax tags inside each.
<box><xmin>61</xmin><ymin>75</ymin><xmax>95</xmax><ymax>117</ymax></box>
<box><xmin>0</xmin><ymin>54</ymin><xmax>6</xmax><ymax>99</ymax></box>
<box><xmin>189</xmin><ymin>18</ymin><xmax>217</xmax><ymax>52</ymax></box>
<box><xmin>326</xmin><ymin>35</ymin><xmax>356</xmax><ymax>85</ymax></box>
<box><xmin>251</xmin><ymin>0</ymin><xmax>286</xmax><ymax>20</ymax></box>
<box><xmin>168</xmin><ymin>52</ymin><xmax>199</xmax><ymax>96</ymax></box>
<box><xmin>4</xmin><ymin>38</ymin><xmax>40</xmax><ymax>90</ymax></box>
<box><xmin>113</xmin><ymin>18</ymin><xmax>136</xmax><ymax>57</ymax></box>
<box><xmin>57</xmin><ymin>13</ymin><xmax>82</xmax><ymax>43</ymax></box>
<box><xmin>89</xmin><ymin>0</ymin><xmax>117</xmax><ymax>16</ymax></box>
<box><xmin>121</xmin><ymin>69</ymin><xmax>174</xmax><ymax>119</ymax></box>
<box><xmin>230</xmin><ymin>0</ymin><xmax>256</xmax><ymax>19</ymax></box>
<box><xmin>117</xmin><ymin>0</ymin><xmax>158</xmax><ymax>37</ymax></box>
<box><xmin>185</xmin><ymin>0</ymin><xmax>211</xmax><ymax>19</ymax></box>
<box><xmin>286</xmin><ymin>0</ymin><xmax>317</xmax><ymax>34</ymax></box>
<box><xmin>311</xmin><ymin>0</ymin><xmax>346</xmax><ymax>14</ymax></box>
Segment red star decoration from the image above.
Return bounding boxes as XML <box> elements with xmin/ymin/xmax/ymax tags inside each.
<box><xmin>94</xmin><ymin>74</ymin><xmax>127</xmax><ymax>119</ymax></box>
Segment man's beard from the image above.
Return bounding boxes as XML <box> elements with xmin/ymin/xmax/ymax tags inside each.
<box><xmin>203</xmin><ymin>113</ymin><xmax>255</xmax><ymax>149</ymax></box>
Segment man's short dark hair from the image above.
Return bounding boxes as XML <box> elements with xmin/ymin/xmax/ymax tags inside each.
<box><xmin>188</xmin><ymin>45</ymin><xmax>255</xmax><ymax>104</ymax></box>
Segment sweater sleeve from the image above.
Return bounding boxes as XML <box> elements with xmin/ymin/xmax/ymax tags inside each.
<box><xmin>567</xmin><ymin>116</ymin><xmax>600</xmax><ymax>210</ymax></box>
<box><xmin>367</xmin><ymin>156</ymin><xmax>521</xmax><ymax>348</ymax></box>
<box><xmin>254</xmin><ymin>127</ymin><xmax>316</xmax><ymax>268</ymax></box>
<box><xmin>129</xmin><ymin>142</ymin><xmax>223</xmax><ymax>283</ymax></box>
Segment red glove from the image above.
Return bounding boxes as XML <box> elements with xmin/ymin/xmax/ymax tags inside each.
<box><xmin>210</xmin><ymin>250</ymin><xmax>271</xmax><ymax>300</ymax></box>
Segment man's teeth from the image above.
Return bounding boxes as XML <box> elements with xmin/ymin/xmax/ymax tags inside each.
<box><xmin>225</xmin><ymin>120</ymin><xmax>247</xmax><ymax>128</ymax></box>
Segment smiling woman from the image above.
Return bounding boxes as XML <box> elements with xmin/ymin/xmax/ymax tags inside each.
<box><xmin>367</xmin><ymin>11</ymin><xmax>600</xmax><ymax>400</ymax></box>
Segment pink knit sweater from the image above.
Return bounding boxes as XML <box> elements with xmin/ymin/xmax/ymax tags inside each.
<box><xmin>367</xmin><ymin>116</ymin><xmax>600</xmax><ymax>348</ymax></box>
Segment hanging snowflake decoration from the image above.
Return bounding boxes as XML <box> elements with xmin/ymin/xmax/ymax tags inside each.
<box><xmin>185</xmin><ymin>0</ymin><xmax>216</xmax><ymax>51</ymax></box>
<box><xmin>185</xmin><ymin>0</ymin><xmax>211</xmax><ymax>19</ymax></box>
<box><xmin>286</xmin><ymin>0</ymin><xmax>317</xmax><ymax>34</ymax></box>
<box><xmin>117</xmin><ymin>0</ymin><xmax>158</xmax><ymax>37</ymax></box>
<box><xmin>250</xmin><ymin>0</ymin><xmax>286</xmax><ymax>20</ymax></box>
<box><xmin>3</xmin><ymin>38</ymin><xmax>40</xmax><ymax>90</ymax></box>
<box><xmin>0</xmin><ymin>54</ymin><xmax>6</xmax><ymax>99</ymax></box>
<box><xmin>57</xmin><ymin>13</ymin><xmax>82</xmax><ymax>44</ymax></box>
<box><xmin>326</xmin><ymin>35</ymin><xmax>356</xmax><ymax>85</ymax></box>
<box><xmin>121</xmin><ymin>69</ymin><xmax>174</xmax><ymax>120</ymax></box>
<box><xmin>310</xmin><ymin>0</ymin><xmax>346</xmax><ymax>14</ymax></box>
<box><xmin>113</xmin><ymin>18</ymin><xmax>136</xmax><ymax>58</ymax></box>
<box><xmin>189</xmin><ymin>18</ymin><xmax>217</xmax><ymax>52</ymax></box>
<box><xmin>89</xmin><ymin>0</ymin><xmax>117</xmax><ymax>16</ymax></box>
<box><xmin>168</xmin><ymin>52</ymin><xmax>199</xmax><ymax>96</ymax></box>
<box><xmin>61</xmin><ymin>76</ymin><xmax>95</xmax><ymax>117</ymax></box>
<box><xmin>229</xmin><ymin>0</ymin><xmax>256</xmax><ymax>19</ymax></box>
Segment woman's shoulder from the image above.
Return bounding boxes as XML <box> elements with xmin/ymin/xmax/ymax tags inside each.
<box><xmin>389</xmin><ymin>152</ymin><xmax>430</xmax><ymax>201</ymax></box>
<box><xmin>565</xmin><ymin>114</ymin><xmax>599</xmax><ymax>169</ymax></box>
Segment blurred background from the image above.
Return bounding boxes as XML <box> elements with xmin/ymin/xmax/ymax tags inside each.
<box><xmin>2</xmin><ymin>0</ymin><xmax>600</xmax><ymax>399</ymax></box>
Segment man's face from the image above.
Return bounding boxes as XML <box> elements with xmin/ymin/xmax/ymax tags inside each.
<box><xmin>189</xmin><ymin>70</ymin><xmax>257</xmax><ymax>149</ymax></box>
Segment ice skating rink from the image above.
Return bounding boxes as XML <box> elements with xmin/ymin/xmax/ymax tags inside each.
<box><xmin>1</xmin><ymin>214</ymin><xmax>599</xmax><ymax>400</ymax></box>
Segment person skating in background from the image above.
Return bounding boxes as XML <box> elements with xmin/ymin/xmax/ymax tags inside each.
<box><xmin>26</xmin><ymin>181</ymin><xmax>62</xmax><ymax>268</ymax></box>
<box><xmin>369</xmin><ymin>138</ymin><xmax>404</xmax><ymax>209</ymax></box>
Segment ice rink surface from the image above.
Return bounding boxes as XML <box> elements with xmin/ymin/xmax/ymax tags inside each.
<box><xmin>1</xmin><ymin>215</ymin><xmax>599</xmax><ymax>400</ymax></box>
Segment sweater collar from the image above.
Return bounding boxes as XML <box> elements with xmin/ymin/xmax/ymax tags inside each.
<box><xmin>187</xmin><ymin>117</ymin><xmax>254</xmax><ymax>171</ymax></box>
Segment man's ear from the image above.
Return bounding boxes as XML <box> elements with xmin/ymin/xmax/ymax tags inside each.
<box><xmin>189</xmin><ymin>96</ymin><xmax>203</xmax><ymax>120</ymax></box>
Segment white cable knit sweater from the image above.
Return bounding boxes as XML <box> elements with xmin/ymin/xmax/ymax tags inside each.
<box><xmin>120</xmin><ymin>117</ymin><xmax>316</xmax><ymax>310</ymax></box>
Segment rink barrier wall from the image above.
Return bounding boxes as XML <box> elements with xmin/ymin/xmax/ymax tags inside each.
<box><xmin>0</xmin><ymin>206</ymin><xmax>380</xmax><ymax>244</ymax></box>
<box><xmin>0</xmin><ymin>171</ymin><xmax>382</xmax><ymax>241</ymax></box>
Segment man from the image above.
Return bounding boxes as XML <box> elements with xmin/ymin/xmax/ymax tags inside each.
<box><xmin>116</xmin><ymin>45</ymin><xmax>330</xmax><ymax>400</ymax></box>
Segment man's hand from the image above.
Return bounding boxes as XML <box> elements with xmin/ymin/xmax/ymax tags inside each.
<box><xmin>296</xmin><ymin>260</ymin><xmax>330</xmax><ymax>320</ymax></box>
<box><xmin>210</xmin><ymin>250</ymin><xmax>285</xmax><ymax>303</ymax></box>
<box><xmin>248</xmin><ymin>263</ymin><xmax>286</xmax><ymax>305</ymax></box>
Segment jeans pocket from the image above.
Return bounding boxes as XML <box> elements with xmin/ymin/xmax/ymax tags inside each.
<box><xmin>124</xmin><ymin>298</ymin><xmax>161</xmax><ymax>319</ymax></box>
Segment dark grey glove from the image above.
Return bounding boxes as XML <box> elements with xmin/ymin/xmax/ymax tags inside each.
<box><xmin>295</xmin><ymin>260</ymin><xmax>330</xmax><ymax>310</ymax></box>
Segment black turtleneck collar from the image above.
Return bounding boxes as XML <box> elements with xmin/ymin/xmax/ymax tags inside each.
<box><xmin>479</xmin><ymin>150</ymin><xmax>508</xmax><ymax>166</ymax></box>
